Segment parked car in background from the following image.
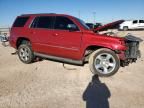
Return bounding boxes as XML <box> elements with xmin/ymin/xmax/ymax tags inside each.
<box><xmin>0</xmin><ymin>33</ymin><xmax>8</xmax><ymax>42</ymax></box>
<box><xmin>94</xmin><ymin>23</ymin><xmax>102</xmax><ymax>29</ymax></box>
<box><xmin>9</xmin><ymin>13</ymin><xmax>142</xmax><ymax>77</ymax></box>
<box><xmin>86</xmin><ymin>23</ymin><xmax>102</xmax><ymax>29</ymax></box>
<box><xmin>119</xmin><ymin>20</ymin><xmax>144</xmax><ymax>31</ymax></box>
<box><xmin>86</xmin><ymin>23</ymin><xmax>94</xmax><ymax>29</ymax></box>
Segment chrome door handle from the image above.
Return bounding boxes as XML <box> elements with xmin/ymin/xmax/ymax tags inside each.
<box><xmin>30</xmin><ymin>31</ymin><xmax>35</xmax><ymax>34</ymax></box>
<box><xmin>53</xmin><ymin>33</ymin><xmax>58</xmax><ymax>36</ymax></box>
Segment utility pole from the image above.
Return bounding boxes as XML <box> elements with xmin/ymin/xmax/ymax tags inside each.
<box><xmin>93</xmin><ymin>12</ymin><xmax>96</xmax><ymax>24</ymax></box>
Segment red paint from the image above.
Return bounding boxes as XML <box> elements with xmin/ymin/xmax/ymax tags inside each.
<box><xmin>9</xmin><ymin>14</ymin><xmax>127</xmax><ymax>60</ymax></box>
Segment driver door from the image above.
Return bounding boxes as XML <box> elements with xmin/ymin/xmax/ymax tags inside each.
<box><xmin>49</xmin><ymin>16</ymin><xmax>83</xmax><ymax>60</ymax></box>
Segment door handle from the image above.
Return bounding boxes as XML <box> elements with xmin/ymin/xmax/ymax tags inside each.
<box><xmin>53</xmin><ymin>33</ymin><xmax>59</xmax><ymax>36</ymax></box>
<box><xmin>30</xmin><ymin>31</ymin><xmax>35</xmax><ymax>34</ymax></box>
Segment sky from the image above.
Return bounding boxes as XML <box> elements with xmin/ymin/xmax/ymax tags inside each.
<box><xmin>0</xmin><ymin>0</ymin><xmax>144</xmax><ymax>27</ymax></box>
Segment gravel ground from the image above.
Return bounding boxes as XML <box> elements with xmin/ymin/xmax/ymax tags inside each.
<box><xmin>0</xmin><ymin>31</ymin><xmax>144</xmax><ymax>108</ymax></box>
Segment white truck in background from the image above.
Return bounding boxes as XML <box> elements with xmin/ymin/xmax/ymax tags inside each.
<box><xmin>119</xmin><ymin>20</ymin><xmax>144</xmax><ymax>31</ymax></box>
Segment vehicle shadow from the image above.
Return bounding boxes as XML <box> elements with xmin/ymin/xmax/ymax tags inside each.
<box><xmin>83</xmin><ymin>75</ymin><xmax>111</xmax><ymax>108</ymax></box>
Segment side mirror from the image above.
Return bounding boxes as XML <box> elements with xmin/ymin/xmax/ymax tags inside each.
<box><xmin>67</xmin><ymin>24</ymin><xmax>78</xmax><ymax>31</ymax></box>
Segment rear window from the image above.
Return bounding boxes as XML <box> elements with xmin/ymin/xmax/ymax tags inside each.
<box><xmin>13</xmin><ymin>17</ymin><xmax>29</xmax><ymax>27</ymax></box>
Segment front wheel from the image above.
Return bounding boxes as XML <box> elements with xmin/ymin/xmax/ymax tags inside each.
<box><xmin>89</xmin><ymin>48</ymin><xmax>120</xmax><ymax>77</ymax></box>
<box><xmin>123</xmin><ymin>26</ymin><xmax>128</xmax><ymax>31</ymax></box>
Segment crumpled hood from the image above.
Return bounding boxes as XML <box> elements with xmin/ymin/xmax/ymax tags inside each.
<box><xmin>94</xmin><ymin>20</ymin><xmax>124</xmax><ymax>32</ymax></box>
<box><xmin>83</xmin><ymin>30</ymin><xmax>125</xmax><ymax>41</ymax></box>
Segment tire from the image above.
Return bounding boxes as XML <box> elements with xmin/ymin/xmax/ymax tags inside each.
<box><xmin>123</xmin><ymin>26</ymin><xmax>128</xmax><ymax>31</ymax></box>
<box><xmin>89</xmin><ymin>48</ymin><xmax>120</xmax><ymax>77</ymax></box>
<box><xmin>18</xmin><ymin>41</ymin><xmax>34</xmax><ymax>64</ymax></box>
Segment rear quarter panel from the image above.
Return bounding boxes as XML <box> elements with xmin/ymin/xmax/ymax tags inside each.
<box><xmin>10</xmin><ymin>16</ymin><xmax>34</xmax><ymax>48</ymax></box>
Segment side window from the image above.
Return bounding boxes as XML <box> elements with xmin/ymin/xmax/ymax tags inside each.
<box><xmin>139</xmin><ymin>20</ymin><xmax>144</xmax><ymax>23</ymax></box>
<box><xmin>13</xmin><ymin>17</ymin><xmax>29</xmax><ymax>27</ymax></box>
<box><xmin>54</xmin><ymin>16</ymin><xmax>79</xmax><ymax>30</ymax></box>
<box><xmin>31</xmin><ymin>16</ymin><xmax>54</xmax><ymax>29</ymax></box>
<box><xmin>30</xmin><ymin>17</ymin><xmax>39</xmax><ymax>28</ymax></box>
<box><xmin>133</xmin><ymin>20</ymin><xmax>138</xmax><ymax>24</ymax></box>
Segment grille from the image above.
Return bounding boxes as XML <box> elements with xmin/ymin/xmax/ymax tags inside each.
<box><xmin>125</xmin><ymin>41</ymin><xmax>139</xmax><ymax>59</ymax></box>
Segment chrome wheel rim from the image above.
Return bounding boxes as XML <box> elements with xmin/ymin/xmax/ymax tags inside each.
<box><xmin>19</xmin><ymin>47</ymin><xmax>30</xmax><ymax>61</ymax></box>
<box><xmin>94</xmin><ymin>53</ymin><xmax>116</xmax><ymax>74</ymax></box>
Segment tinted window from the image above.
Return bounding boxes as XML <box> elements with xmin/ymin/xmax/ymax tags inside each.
<box><xmin>30</xmin><ymin>17</ymin><xmax>39</xmax><ymax>28</ymax></box>
<box><xmin>133</xmin><ymin>20</ymin><xmax>138</xmax><ymax>24</ymax></box>
<box><xmin>54</xmin><ymin>16</ymin><xmax>78</xmax><ymax>30</ymax></box>
<box><xmin>139</xmin><ymin>20</ymin><xmax>144</xmax><ymax>23</ymax></box>
<box><xmin>31</xmin><ymin>16</ymin><xmax>54</xmax><ymax>29</ymax></box>
<box><xmin>13</xmin><ymin>17</ymin><xmax>29</xmax><ymax>27</ymax></box>
<box><xmin>86</xmin><ymin>23</ymin><xmax>94</xmax><ymax>29</ymax></box>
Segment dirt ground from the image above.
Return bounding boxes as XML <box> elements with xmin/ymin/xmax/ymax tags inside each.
<box><xmin>0</xmin><ymin>31</ymin><xmax>144</xmax><ymax>108</ymax></box>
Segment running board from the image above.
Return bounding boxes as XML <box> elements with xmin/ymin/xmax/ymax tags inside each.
<box><xmin>34</xmin><ymin>52</ymin><xmax>83</xmax><ymax>65</ymax></box>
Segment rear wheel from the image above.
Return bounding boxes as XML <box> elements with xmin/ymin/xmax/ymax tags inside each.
<box><xmin>123</xmin><ymin>26</ymin><xmax>128</xmax><ymax>31</ymax></box>
<box><xmin>89</xmin><ymin>48</ymin><xmax>120</xmax><ymax>77</ymax></box>
<box><xmin>18</xmin><ymin>41</ymin><xmax>34</xmax><ymax>64</ymax></box>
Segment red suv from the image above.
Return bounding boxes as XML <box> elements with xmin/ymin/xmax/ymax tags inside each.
<box><xmin>9</xmin><ymin>13</ymin><xmax>141</xmax><ymax>77</ymax></box>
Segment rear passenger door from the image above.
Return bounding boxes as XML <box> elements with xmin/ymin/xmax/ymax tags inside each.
<box><xmin>51</xmin><ymin>16</ymin><xmax>83</xmax><ymax>60</ymax></box>
<box><xmin>30</xmin><ymin>16</ymin><xmax>55</xmax><ymax>54</ymax></box>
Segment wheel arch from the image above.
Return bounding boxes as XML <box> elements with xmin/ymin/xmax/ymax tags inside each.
<box><xmin>83</xmin><ymin>45</ymin><xmax>114</xmax><ymax>57</ymax></box>
<box><xmin>83</xmin><ymin>45</ymin><xmax>115</xmax><ymax>62</ymax></box>
<box><xmin>16</xmin><ymin>37</ymin><xmax>31</xmax><ymax>49</ymax></box>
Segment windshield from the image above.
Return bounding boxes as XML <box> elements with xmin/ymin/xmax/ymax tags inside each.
<box><xmin>75</xmin><ymin>18</ymin><xmax>90</xmax><ymax>30</ymax></box>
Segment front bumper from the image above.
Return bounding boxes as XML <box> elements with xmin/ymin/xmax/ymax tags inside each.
<box><xmin>125</xmin><ymin>35</ymin><xmax>143</xmax><ymax>59</ymax></box>
<box><xmin>120</xmin><ymin>35</ymin><xmax>142</xmax><ymax>66</ymax></box>
<box><xmin>125</xmin><ymin>41</ymin><xmax>141</xmax><ymax>59</ymax></box>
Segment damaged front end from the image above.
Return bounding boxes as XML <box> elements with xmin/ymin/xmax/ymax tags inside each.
<box><xmin>93</xmin><ymin>20</ymin><xmax>143</xmax><ymax>67</ymax></box>
<box><xmin>121</xmin><ymin>35</ymin><xmax>143</xmax><ymax>66</ymax></box>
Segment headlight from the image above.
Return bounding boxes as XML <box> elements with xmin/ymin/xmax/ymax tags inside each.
<box><xmin>120</xmin><ymin>40</ymin><xmax>126</xmax><ymax>45</ymax></box>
